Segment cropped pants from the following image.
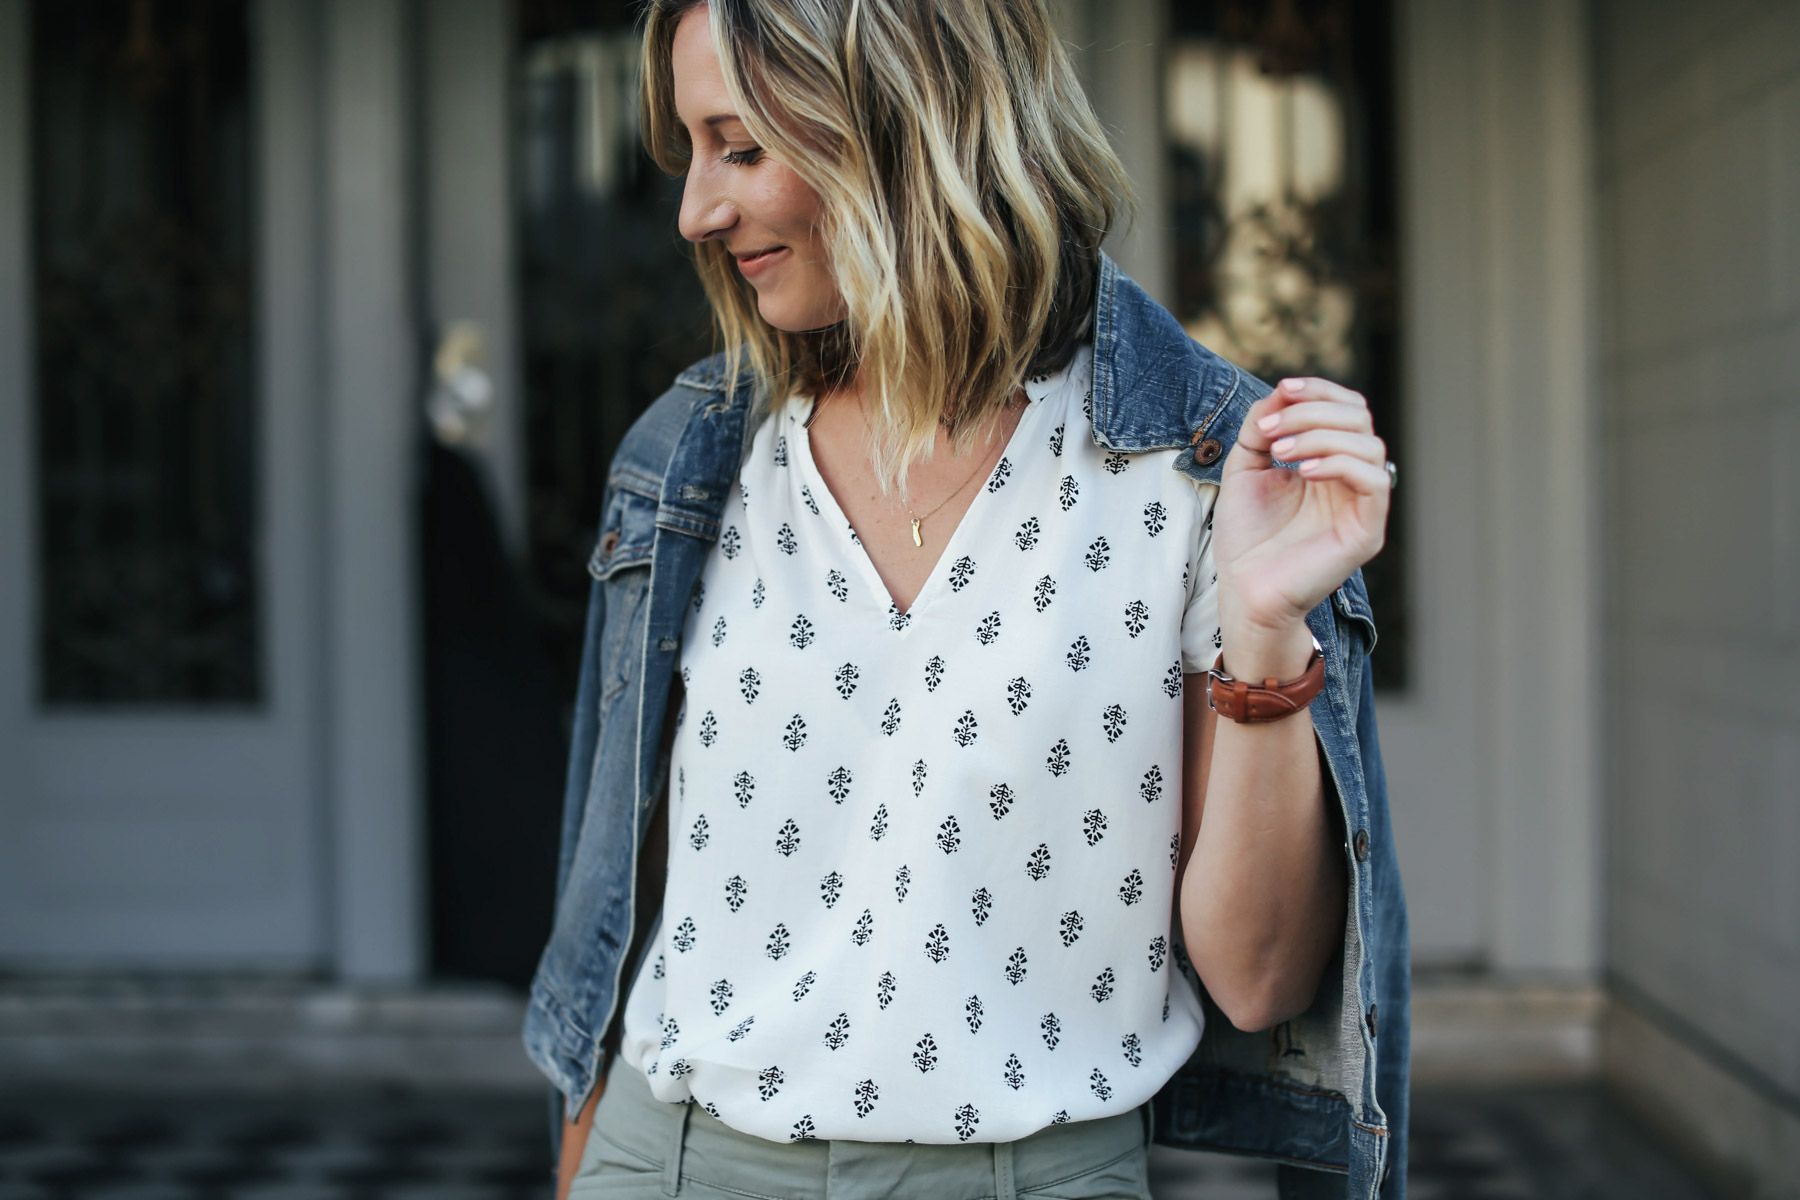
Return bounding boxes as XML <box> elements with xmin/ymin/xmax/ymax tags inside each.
<box><xmin>569</xmin><ymin>1052</ymin><xmax>1155</xmax><ymax>1199</ymax></box>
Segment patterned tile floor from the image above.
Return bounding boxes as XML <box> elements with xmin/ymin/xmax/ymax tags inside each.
<box><xmin>0</xmin><ymin>1085</ymin><xmax>1719</xmax><ymax>1199</ymax></box>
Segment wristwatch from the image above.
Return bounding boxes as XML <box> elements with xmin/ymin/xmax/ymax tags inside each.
<box><xmin>1205</xmin><ymin>636</ymin><xmax>1326</xmax><ymax>724</ymax></box>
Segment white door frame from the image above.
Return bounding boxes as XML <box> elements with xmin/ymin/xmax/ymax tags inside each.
<box><xmin>316</xmin><ymin>0</ymin><xmax>426</xmax><ymax>983</ymax></box>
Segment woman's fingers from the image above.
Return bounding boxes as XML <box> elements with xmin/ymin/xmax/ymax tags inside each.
<box><xmin>1257</xmin><ymin>399</ymin><xmax>1373</xmax><ymax>438</ymax></box>
<box><xmin>1270</xmin><ymin>429</ymin><xmax>1386</xmax><ymax>466</ymax></box>
<box><xmin>1296</xmin><ymin>453</ymin><xmax>1392</xmax><ymax>496</ymax></box>
<box><xmin>1275</xmin><ymin>376</ymin><xmax>1368</xmax><ymax>408</ymax></box>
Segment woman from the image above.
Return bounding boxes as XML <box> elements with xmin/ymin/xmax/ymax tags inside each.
<box><xmin>526</xmin><ymin>1</ymin><xmax>1407</xmax><ymax>1197</ymax></box>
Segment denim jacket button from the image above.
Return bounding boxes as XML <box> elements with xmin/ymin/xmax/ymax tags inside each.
<box><xmin>599</xmin><ymin>530</ymin><xmax>620</xmax><ymax>556</ymax></box>
<box><xmin>1353</xmin><ymin>829</ymin><xmax>1370</xmax><ymax>862</ymax></box>
<box><xmin>1365</xmin><ymin>1004</ymin><xmax>1378</xmax><ymax>1038</ymax></box>
<box><xmin>1193</xmin><ymin>437</ymin><xmax>1223</xmax><ymax>466</ymax></box>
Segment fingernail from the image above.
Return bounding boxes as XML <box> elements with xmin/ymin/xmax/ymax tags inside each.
<box><xmin>1257</xmin><ymin>415</ymin><xmax>1281</xmax><ymax>433</ymax></box>
<box><xmin>1272</xmin><ymin>436</ymin><xmax>1296</xmax><ymax>455</ymax></box>
<box><xmin>1282</xmin><ymin>378</ymin><xmax>1306</xmax><ymax>393</ymax></box>
<box><xmin>1299</xmin><ymin>458</ymin><xmax>1321</xmax><ymax>471</ymax></box>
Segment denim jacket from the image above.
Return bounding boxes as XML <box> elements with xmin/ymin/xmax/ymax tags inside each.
<box><xmin>525</xmin><ymin>256</ymin><xmax>1409</xmax><ymax>1199</ymax></box>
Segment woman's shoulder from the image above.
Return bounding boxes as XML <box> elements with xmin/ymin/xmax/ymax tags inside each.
<box><xmin>608</xmin><ymin>352</ymin><xmax>756</xmax><ymax>487</ymax></box>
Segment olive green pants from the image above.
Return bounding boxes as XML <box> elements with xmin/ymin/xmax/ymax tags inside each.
<box><xmin>570</xmin><ymin>1052</ymin><xmax>1154</xmax><ymax>1199</ymax></box>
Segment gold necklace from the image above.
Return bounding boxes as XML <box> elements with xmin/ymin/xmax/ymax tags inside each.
<box><xmin>833</xmin><ymin>398</ymin><xmax>1006</xmax><ymax>548</ymax></box>
<box><xmin>900</xmin><ymin>456</ymin><xmax>990</xmax><ymax>547</ymax></box>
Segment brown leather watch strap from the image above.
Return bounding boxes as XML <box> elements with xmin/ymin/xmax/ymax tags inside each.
<box><xmin>1205</xmin><ymin>646</ymin><xmax>1326</xmax><ymax>723</ymax></box>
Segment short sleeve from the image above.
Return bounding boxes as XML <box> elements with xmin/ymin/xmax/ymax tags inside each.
<box><xmin>1180</xmin><ymin>479</ymin><xmax>1221</xmax><ymax>674</ymax></box>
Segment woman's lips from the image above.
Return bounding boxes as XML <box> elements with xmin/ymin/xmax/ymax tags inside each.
<box><xmin>734</xmin><ymin>246</ymin><xmax>788</xmax><ymax>278</ymax></box>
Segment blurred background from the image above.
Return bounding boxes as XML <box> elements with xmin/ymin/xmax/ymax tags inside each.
<box><xmin>0</xmin><ymin>0</ymin><xmax>1794</xmax><ymax>1196</ymax></box>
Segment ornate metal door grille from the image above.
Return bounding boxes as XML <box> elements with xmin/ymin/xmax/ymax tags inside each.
<box><xmin>32</xmin><ymin>0</ymin><xmax>257</xmax><ymax>705</ymax></box>
<box><xmin>1167</xmin><ymin>0</ymin><xmax>1408</xmax><ymax>689</ymax></box>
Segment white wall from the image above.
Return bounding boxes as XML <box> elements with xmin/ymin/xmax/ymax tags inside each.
<box><xmin>1595</xmin><ymin>0</ymin><xmax>1800</xmax><ymax>1126</ymax></box>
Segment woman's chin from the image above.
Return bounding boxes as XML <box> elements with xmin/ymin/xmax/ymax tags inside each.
<box><xmin>756</xmin><ymin>294</ymin><xmax>846</xmax><ymax>335</ymax></box>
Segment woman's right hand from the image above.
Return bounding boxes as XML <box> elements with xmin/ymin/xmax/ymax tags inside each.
<box><xmin>554</xmin><ymin>1084</ymin><xmax>602</xmax><ymax>1200</ymax></box>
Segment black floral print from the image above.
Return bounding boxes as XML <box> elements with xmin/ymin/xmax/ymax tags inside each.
<box><xmin>1091</xmin><ymin>968</ymin><xmax>1116</xmax><ymax>1002</ymax></box>
<box><xmin>954</xmin><ymin>1104</ymin><xmax>981</xmax><ymax>1142</ymax></box>
<box><xmin>775</xmin><ymin>819</ymin><xmax>801</xmax><ymax>856</ymax></box>
<box><xmin>1119</xmin><ymin>869</ymin><xmax>1145</xmax><ymax>905</ymax></box>
<box><xmin>1059</xmin><ymin>910</ymin><xmax>1084</xmax><ymax>947</ymax></box>
<box><xmin>971</xmin><ymin>887</ymin><xmax>993</xmax><ymax>926</ymax></box>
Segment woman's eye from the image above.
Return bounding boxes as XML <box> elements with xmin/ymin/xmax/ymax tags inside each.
<box><xmin>720</xmin><ymin>146</ymin><xmax>764</xmax><ymax>166</ymax></box>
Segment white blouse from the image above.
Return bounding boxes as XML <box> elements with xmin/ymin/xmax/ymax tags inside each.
<box><xmin>619</xmin><ymin>344</ymin><xmax>1222</xmax><ymax>1145</ymax></box>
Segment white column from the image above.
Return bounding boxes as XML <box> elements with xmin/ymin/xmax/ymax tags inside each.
<box><xmin>1392</xmin><ymin>0</ymin><xmax>1602</xmax><ymax>974</ymax></box>
<box><xmin>321</xmin><ymin>0</ymin><xmax>425</xmax><ymax>983</ymax></box>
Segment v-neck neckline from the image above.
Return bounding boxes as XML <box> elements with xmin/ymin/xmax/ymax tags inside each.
<box><xmin>787</xmin><ymin>391</ymin><xmax>1050</xmax><ymax>623</ymax></box>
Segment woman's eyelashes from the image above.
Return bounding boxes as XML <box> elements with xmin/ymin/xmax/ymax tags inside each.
<box><xmin>721</xmin><ymin>145</ymin><xmax>764</xmax><ymax>166</ymax></box>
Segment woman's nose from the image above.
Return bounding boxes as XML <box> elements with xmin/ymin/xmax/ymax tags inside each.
<box><xmin>677</xmin><ymin>168</ymin><xmax>734</xmax><ymax>244</ymax></box>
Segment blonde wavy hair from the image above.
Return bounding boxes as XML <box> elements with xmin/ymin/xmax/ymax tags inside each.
<box><xmin>640</xmin><ymin>0</ymin><xmax>1134</xmax><ymax>491</ymax></box>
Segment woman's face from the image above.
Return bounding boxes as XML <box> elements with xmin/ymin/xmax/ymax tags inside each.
<box><xmin>670</xmin><ymin>5</ymin><xmax>845</xmax><ymax>332</ymax></box>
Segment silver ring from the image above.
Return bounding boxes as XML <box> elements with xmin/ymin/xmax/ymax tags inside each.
<box><xmin>1385</xmin><ymin>461</ymin><xmax>1397</xmax><ymax>492</ymax></box>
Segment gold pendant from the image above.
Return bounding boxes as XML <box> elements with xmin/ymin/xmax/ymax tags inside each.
<box><xmin>910</xmin><ymin>517</ymin><xmax>923</xmax><ymax>547</ymax></box>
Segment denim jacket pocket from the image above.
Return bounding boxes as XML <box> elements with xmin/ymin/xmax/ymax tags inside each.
<box><xmin>589</xmin><ymin>483</ymin><xmax>658</xmax><ymax>704</ymax></box>
<box><xmin>588</xmin><ymin>479</ymin><xmax>659</xmax><ymax>582</ymax></box>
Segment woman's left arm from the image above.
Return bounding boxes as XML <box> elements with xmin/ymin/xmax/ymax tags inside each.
<box><xmin>1175</xmin><ymin>376</ymin><xmax>1391</xmax><ymax>1033</ymax></box>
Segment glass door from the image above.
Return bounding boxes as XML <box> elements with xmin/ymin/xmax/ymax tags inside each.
<box><xmin>0</xmin><ymin>0</ymin><xmax>325</xmax><ymax>969</ymax></box>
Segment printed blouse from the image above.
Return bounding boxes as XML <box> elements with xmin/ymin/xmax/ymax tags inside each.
<box><xmin>619</xmin><ymin>343</ymin><xmax>1223</xmax><ymax>1144</ymax></box>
